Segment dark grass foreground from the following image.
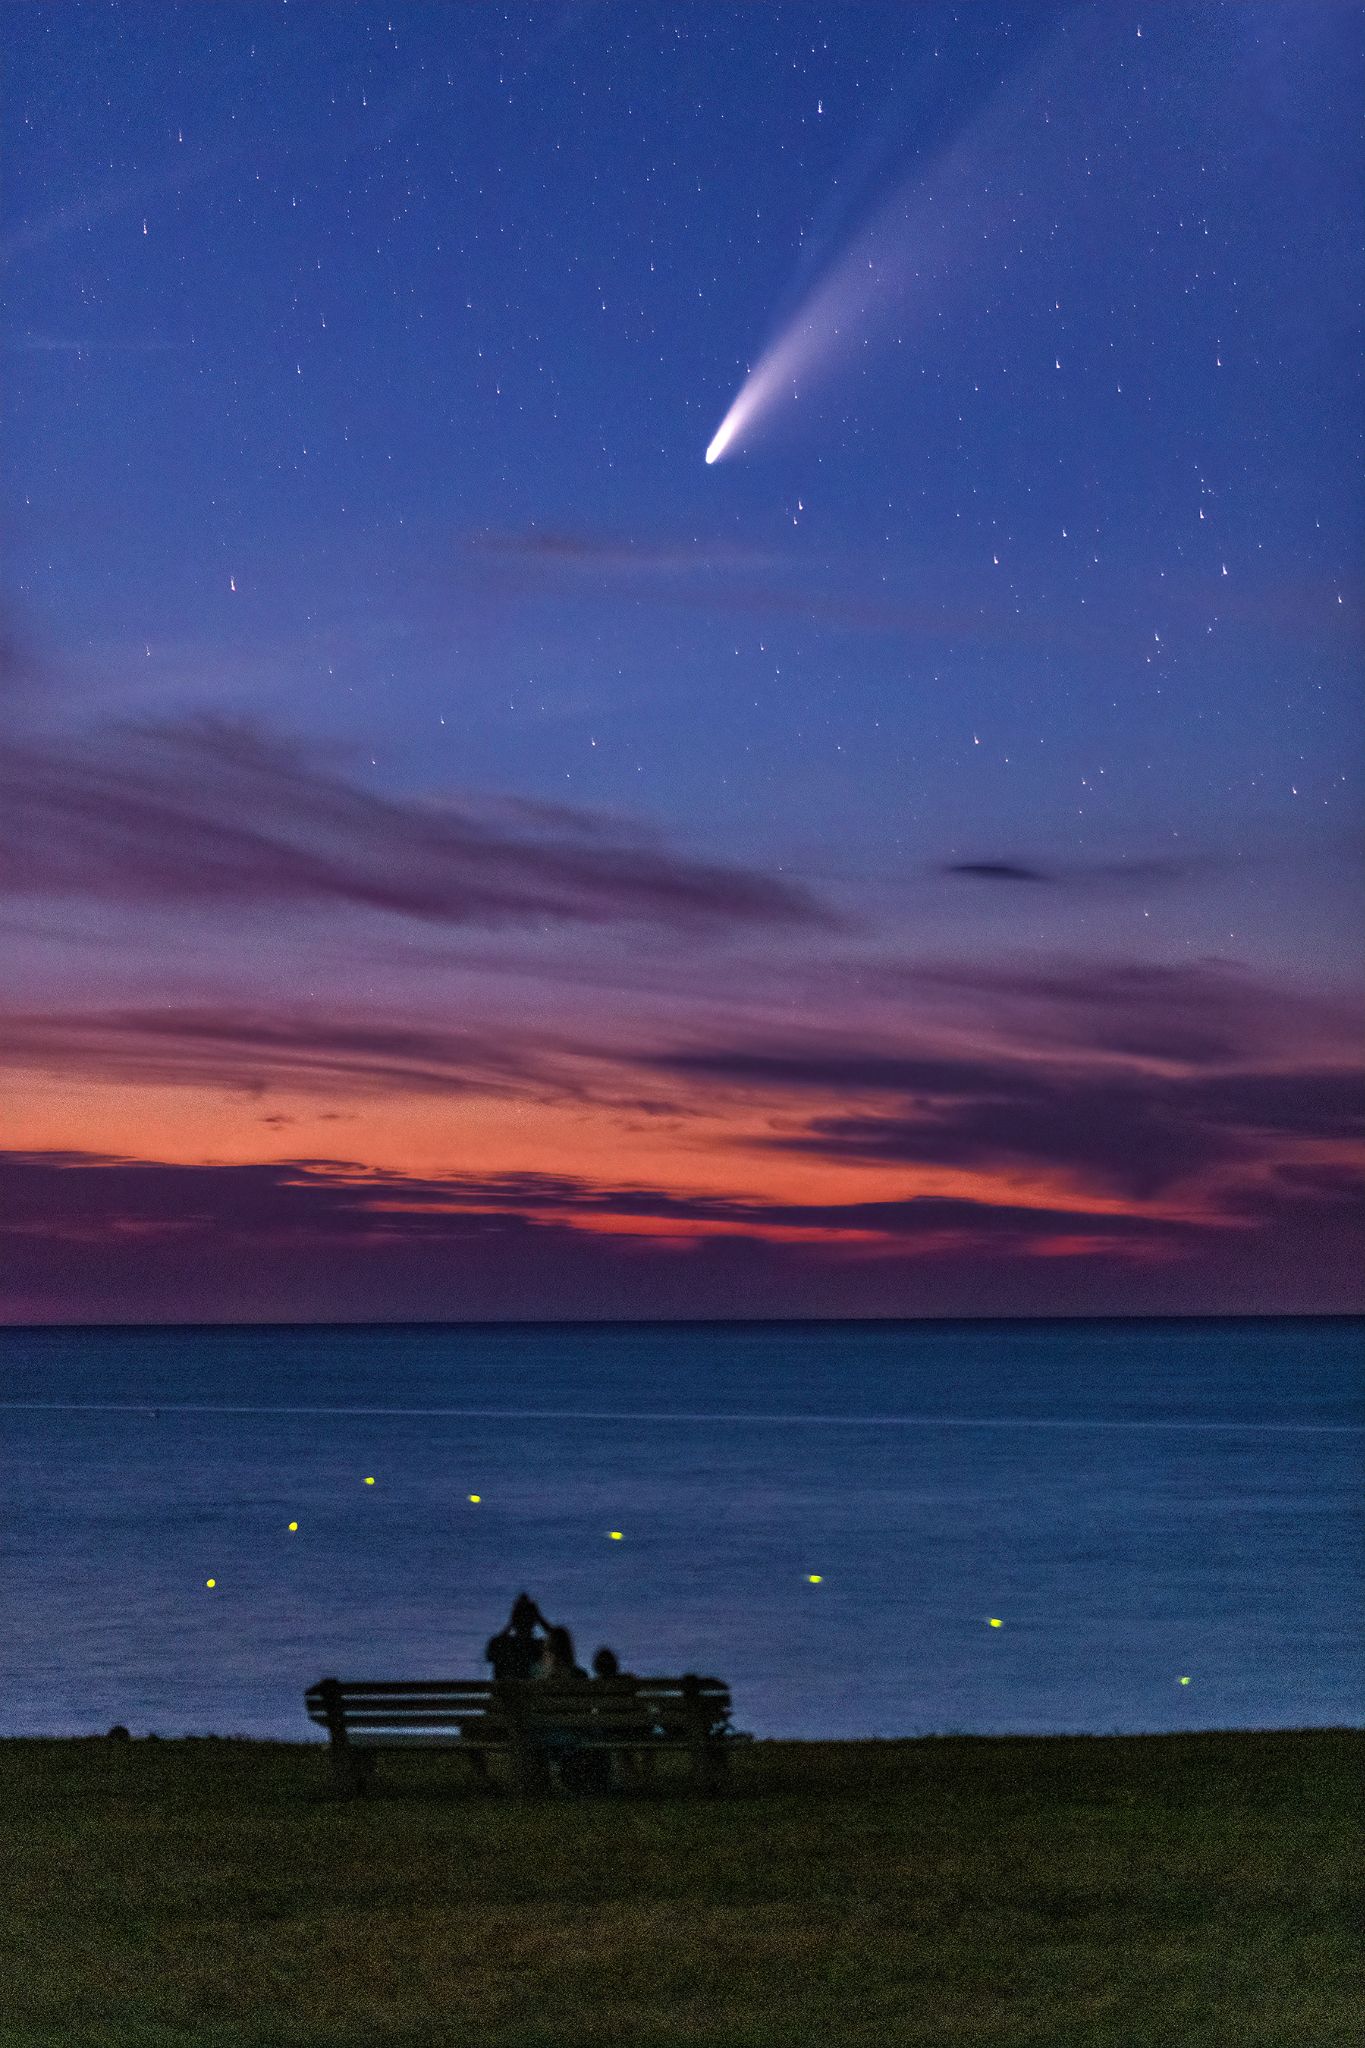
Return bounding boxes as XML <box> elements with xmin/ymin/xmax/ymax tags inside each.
<box><xmin>3</xmin><ymin>1730</ymin><xmax>1360</xmax><ymax>2048</ymax></box>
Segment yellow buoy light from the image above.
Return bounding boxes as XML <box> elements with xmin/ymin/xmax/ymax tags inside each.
<box><xmin>607</xmin><ymin>1530</ymin><xmax>623</xmax><ymax>1540</ymax></box>
<box><xmin>288</xmin><ymin>1521</ymin><xmax>298</xmax><ymax>1532</ymax></box>
<box><xmin>364</xmin><ymin>1476</ymin><xmax>375</xmax><ymax>1486</ymax></box>
<box><xmin>205</xmin><ymin>1578</ymin><xmax>216</xmax><ymax>1589</ymax></box>
<box><xmin>988</xmin><ymin>1618</ymin><xmax>1003</xmax><ymax>1628</ymax></box>
<box><xmin>1179</xmin><ymin>1675</ymin><xmax>1191</xmax><ymax>1685</ymax></box>
<box><xmin>807</xmin><ymin>1575</ymin><xmax>823</xmax><ymax>1584</ymax></box>
<box><xmin>468</xmin><ymin>1494</ymin><xmax>481</xmax><ymax>1504</ymax></box>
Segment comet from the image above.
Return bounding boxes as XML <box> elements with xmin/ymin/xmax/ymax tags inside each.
<box><xmin>704</xmin><ymin>419</ymin><xmax>736</xmax><ymax>466</ymax></box>
<box><xmin>704</xmin><ymin>23</ymin><xmax>1065</xmax><ymax>466</ymax></box>
<box><xmin>704</xmin><ymin>243</ymin><xmax>899</xmax><ymax>466</ymax></box>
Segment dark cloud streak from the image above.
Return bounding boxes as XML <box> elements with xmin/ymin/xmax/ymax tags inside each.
<box><xmin>3</xmin><ymin>1148</ymin><xmax>1360</xmax><ymax>1323</ymax></box>
<box><xmin>0</xmin><ymin>1007</ymin><xmax>551</xmax><ymax>1101</ymax></box>
<box><xmin>648</xmin><ymin>1039</ymin><xmax>1364</xmax><ymax>1199</ymax></box>
<box><xmin>0</xmin><ymin>716</ymin><xmax>835</xmax><ymax>935</ymax></box>
<box><xmin>939</xmin><ymin>856</ymin><xmax>1199</xmax><ymax>889</ymax></box>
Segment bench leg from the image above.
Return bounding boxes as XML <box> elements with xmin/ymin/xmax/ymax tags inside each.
<box><xmin>508</xmin><ymin>1735</ymin><xmax>551</xmax><ymax>1799</ymax></box>
<box><xmin>692</xmin><ymin>1740</ymin><xmax>725</xmax><ymax>1795</ymax></box>
<box><xmin>330</xmin><ymin>1740</ymin><xmax>364</xmax><ymax>1799</ymax></box>
<box><xmin>620</xmin><ymin>1746</ymin><xmax>658</xmax><ymax>1790</ymax></box>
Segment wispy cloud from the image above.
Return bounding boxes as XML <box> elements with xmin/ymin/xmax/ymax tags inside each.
<box><xmin>760</xmin><ymin>1066</ymin><xmax>1362</xmax><ymax>1200</ymax></box>
<box><xmin>858</xmin><ymin>957</ymin><xmax>1359</xmax><ymax>1069</ymax></box>
<box><xmin>0</xmin><ymin>716</ymin><xmax>835</xmax><ymax>935</ymax></box>
<box><xmin>3</xmin><ymin>332</ymin><xmax>181</xmax><ymax>354</ymax></box>
<box><xmin>0</xmin><ymin>1149</ymin><xmax>1184</xmax><ymax>1248</ymax></box>
<box><xmin>467</xmin><ymin>529</ymin><xmax>776</xmax><ymax>577</ymax></box>
<box><xmin>0</xmin><ymin>1007</ymin><xmax>555</xmax><ymax>1102</ymax></box>
<box><xmin>0</xmin><ymin>145</ymin><xmax>236</xmax><ymax>260</ymax></box>
<box><xmin>644</xmin><ymin>1031</ymin><xmax>1365</xmax><ymax>1200</ymax></box>
<box><xmin>3</xmin><ymin>1147</ymin><xmax>1360</xmax><ymax>1323</ymax></box>
<box><xmin>463</xmin><ymin>527</ymin><xmax>1081</xmax><ymax>648</ymax></box>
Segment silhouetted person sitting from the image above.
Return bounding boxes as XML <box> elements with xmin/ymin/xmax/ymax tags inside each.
<box><xmin>525</xmin><ymin>1624</ymin><xmax>601</xmax><ymax>1790</ymax></box>
<box><xmin>534</xmin><ymin>1624</ymin><xmax>588</xmax><ymax>1686</ymax></box>
<box><xmin>587</xmin><ymin>1643</ymin><xmax>654</xmax><ymax>1789</ymax></box>
<box><xmin>485</xmin><ymin>1592</ymin><xmax>549</xmax><ymax>1682</ymax></box>
<box><xmin>480</xmin><ymin>1595</ymin><xmax>555</xmax><ymax>1790</ymax></box>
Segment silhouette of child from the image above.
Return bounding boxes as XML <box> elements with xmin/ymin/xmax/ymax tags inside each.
<box><xmin>582</xmin><ymin>1643</ymin><xmax>652</xmax><ymax>1792</ymax></box>
<box><xmin>535</xmin><ymin>1624</ymin><xmax>587</xmax><ymax>1684</ymax></box>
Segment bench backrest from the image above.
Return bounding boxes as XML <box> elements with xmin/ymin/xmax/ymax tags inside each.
<box><xmin>305</xmin><ymin>1676</ymin><xmax>732</xmax><ymax>1739</ymax></box>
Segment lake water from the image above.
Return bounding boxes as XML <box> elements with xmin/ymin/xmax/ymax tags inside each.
<box><xmin>1</xmin><ymin>1319</ymin><xmax>1361</xmax><ymax>1741</ymax></box>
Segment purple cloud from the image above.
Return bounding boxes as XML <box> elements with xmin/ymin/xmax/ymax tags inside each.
<box><xmin>3</xmin><ymin>1149</ymin><xmax>1360</xmax><ymax>1323</ymax></box>
<box><xmin>646</xmin><ymin>1037</ymin><xmax>1364</xmax><ymax>1198</ymax></box>
<box><xmin>0</xmin><ymin>1149</ymin><xmax>1180</xmax><ymax>1249</ymax></box>
<box><xmin>851</xmin><ymin>956</ymin><xmax>1358</xmax><ymax>1069</ymax></box>
<box><xmin>0</xmin><ymin>1007</ymin><xmax>552</xmax><ymax>1100</ymax></box>
<box><xmin>0</xmin><ymin>716</ymin><xmax>834</xmax><ymax>934</ymax></box>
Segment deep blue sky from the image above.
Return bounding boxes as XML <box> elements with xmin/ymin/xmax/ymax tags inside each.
<box><xmin>3</xmin><ymin>3</ymin><xmax>1361</xmax><ymax>1320</ymax></box>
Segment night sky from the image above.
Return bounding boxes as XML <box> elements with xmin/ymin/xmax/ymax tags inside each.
<box><xmin>3</xmin><ymin>2</ymin><xmax>1361</xmax><ymax>1322</ymax></box>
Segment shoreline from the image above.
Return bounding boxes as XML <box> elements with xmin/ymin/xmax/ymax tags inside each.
<box><xmin>6</xmin><ymin>1310</ymin><xmax>1362</xmax><ymax>1331</ymax></box>
<box><xmin>5</xmin><ymin>1722</ymin><xmax>1362</xmax><ymax>1745</ymax></box>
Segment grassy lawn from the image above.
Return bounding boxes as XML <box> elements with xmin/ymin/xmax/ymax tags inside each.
<box><xmin>2</xmin><ymin>1729</ymin><xmax>1359</xmax><ymax>2048</ymax></box>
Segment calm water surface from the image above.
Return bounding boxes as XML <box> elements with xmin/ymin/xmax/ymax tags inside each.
<box><xmin>1</xmin><ymin>1319</ymin><xmax>1361</xmax><ymax>1740</ymax></box>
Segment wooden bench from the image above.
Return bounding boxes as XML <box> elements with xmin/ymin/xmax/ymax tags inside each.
<box><xmin>304</xmin><ymin>1674</ymin><xmax>746</xmax><ymax>1797</ymax></box>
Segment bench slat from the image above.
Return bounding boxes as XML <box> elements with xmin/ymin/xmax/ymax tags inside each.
<box><xmin>317</xmin><ymin>1714</ymin><xmax>500</xmax><ymax>1730</ymax></box>
<box><xmin>306</xmin><ymin>1679</ymin><xmax>724</xmax><ymax>1695</ymax></box>
<box><xmin>308</xmin><ymin>1678</ymin><xmax>727</xmax><ymax>1697</ymax></box>
<box><xmin>306</xmin><ymin>1681</ymin><xmax>498</xmax><ymax>1698</ymax></box>
<box><xmin>347</xmin><ymin>1732</ymin><xmax>490</xmax><ymax>1748</ymax></box>
<box><xmin>345</xmin><ymin>1731</ymin><xmax>715</xmax><ymax>1751</ymax></box>
<box><xmin>325</xmin><ymin>1703</ymin><xmax>695</xmax><ymax>1720</ymax></box>
<box><xmin>310</xmin><ymin>1697</ymin><xmax>727</xmax><ymax>1711</ymax></box>
<box><xmin>309</xmin><ymin>1704</ymin><xmax>724</xmax><ymax>1723</ymax></box>
<box><xmin>307</xmin><ymin>1697</ymin><xmax>505</xmax><ymax>1712</ymax></box>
